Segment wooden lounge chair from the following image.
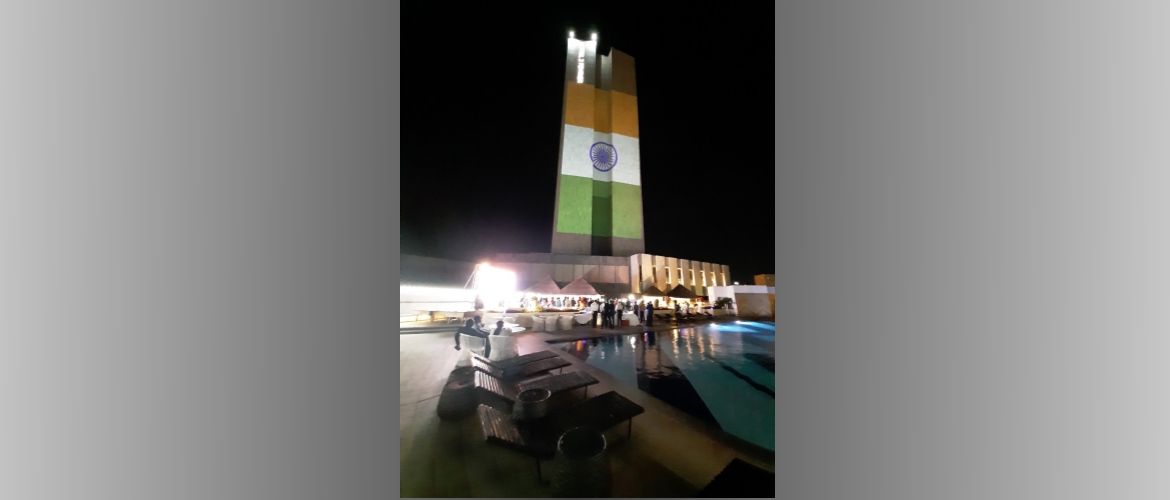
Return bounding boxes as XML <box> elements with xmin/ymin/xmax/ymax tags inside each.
<box><xmin>476</xmin><ymin>350</ymin><xmax>561</xmax><ymax>370</ymax></box>
<box><xmin>477</xmin><ymin>390</ymin><xmax>646</xmax><ymax>481</ymax></box>
<box><xmin>472</xmin><ymin>354</ymin><xmax>571</xmax><ymax>382</ymax></box>
<box><xmin>474</xmin><ymin>370</ymin><xmax>599</xmax><ymax>405</ymax></box>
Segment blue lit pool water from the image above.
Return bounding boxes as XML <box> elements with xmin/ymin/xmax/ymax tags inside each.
<box><xmin>553</xmin><ymin>321</ymin><xmax>775</xmax><ymax>451</ymax></box>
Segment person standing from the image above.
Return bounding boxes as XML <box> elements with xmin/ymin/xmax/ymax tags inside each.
<box><xmin>616</xmin><ymin>300</ymin><xmax>624</xmax><ymax>327</ymax></box>
<box><xmin>590</xmin><ymin>299</ymin><xmax>600</xmax><ymax>328</ymax></box>
<box><xmin>645</xmin><ymin>301</ymin><xmax>654</xmax><ymax>327</ymax></box>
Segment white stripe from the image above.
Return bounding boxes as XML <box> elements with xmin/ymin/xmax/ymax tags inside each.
<box><xmin>609</xmin><ymin>133</ymin><xmax>641</xmax><ymax>187</ymax></box>
<box><xmin>561</xmin><ymin>125</ymin><xmax>641</xmax><ymax>186</ymax></box>
<box><xmin>560</xmin><ymin>124</ymin><xmax>596</xmax><ymax>178</ymax></box>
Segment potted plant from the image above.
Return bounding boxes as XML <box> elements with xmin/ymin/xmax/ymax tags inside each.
<box><xmin>714</xmin><ymin>297</ymin><xmax>735</xmax><ymax>316</ymax></box>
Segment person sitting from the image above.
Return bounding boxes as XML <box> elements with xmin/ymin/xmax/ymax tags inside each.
<box><xmin>454</xmin><ymin>319</ymin><xmax>491</xmax><ymax>357</ymax></box>
<box><xmin>473</xmin><ymin>315</ymin><xmax>492</xmax><ymax>334</ymax></box>
<box><xmin>492</xmin><ymin>320</ymin><xmax>506</xmax><ymax>336</ymax></box>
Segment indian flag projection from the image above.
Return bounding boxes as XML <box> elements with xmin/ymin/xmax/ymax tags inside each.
<box><xmin>551</xmin><ymin>33</ymin><xmax>646</xmax><ymax>257</ymax></box>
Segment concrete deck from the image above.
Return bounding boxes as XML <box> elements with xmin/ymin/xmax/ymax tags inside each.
<box><xmin>399</xmin><ymin>319</ymin><xmax>775</xmax><ymax>497</ymax></box>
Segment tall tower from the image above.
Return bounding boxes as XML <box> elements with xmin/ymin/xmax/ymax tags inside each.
<box><xmin>550</xmin><ymin>32</ymin><xmax>646</xmax><ymax>257</ymax></box>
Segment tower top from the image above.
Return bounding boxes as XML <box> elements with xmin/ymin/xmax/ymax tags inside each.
<box><xmin>566</xmin><ymin>29</ymin><xmax>598</xmax><ymax>42</ymax></box>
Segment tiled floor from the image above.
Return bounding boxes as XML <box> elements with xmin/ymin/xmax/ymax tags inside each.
<box><xmin>399</xmin><ymin>321</ymin><xmax>775</xmax><ymax>498</ymax></box>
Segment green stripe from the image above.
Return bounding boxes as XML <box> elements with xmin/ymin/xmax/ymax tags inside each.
<box><xmin>556</xmin><ymin>176</ymin><xmax>643</xmax><ymax>239</ymax></box>
<box><xmin>591</xmin><ymin>179</ymin><xmax>612</xmax><ymax>238</ymax></box>
<box><xmin>611</xmin><ymin>182</ymin><xmax>643</xmax><ymax>239</ymax></box>
<box><xmin>555</xmin><ymin>174</ymin><xmax>593</xmax><ymax>235</ymax></box>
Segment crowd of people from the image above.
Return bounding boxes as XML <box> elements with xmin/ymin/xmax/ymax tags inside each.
<box><xmin>519</xmin><ymin>296</ymin><xmax>592</xmax><ymax>310</ymax></box>
<box><xmin>455</xmin><ymin>297</ymin><xmax>715</xmax><ymax>352</ymax></box>
<box><xmin>585</xmin><ymin>298</ymin><xmax>687</xmax><ymax>328</ymax></box>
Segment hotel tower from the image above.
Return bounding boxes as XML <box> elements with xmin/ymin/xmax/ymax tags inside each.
<box><xmin>550</xmin><ymin>32</ymin><xmax>646</xmax><ymax>257</ymax></box>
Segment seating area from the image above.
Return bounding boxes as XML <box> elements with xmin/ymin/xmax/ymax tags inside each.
<box><xmin>477</xmin><ymin>390</ymin><xmax>645</xmax><ymax>481</ymax></box>
<box><xmin>400</xmin><ymin>329</ymin><xmax>774</xmax><ymax>497</ymax></box>
<box><xmin>467</xmin><ymin>349</ymin><xmax>646</xmax><ymax>483</ymax></box>
<box><xmin>472</xmin><ymin>354</ymin><xmax>571</xmax><ymax>382</ymax></box>
<box><xmin>474</xmin><ymin>369</ymin><xmax>599</xmax><ymax>405</ymax></box>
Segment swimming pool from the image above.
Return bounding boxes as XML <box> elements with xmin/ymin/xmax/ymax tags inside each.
<box><xmin>551</xmin><ymin>321</ymin><xmax>775</xmax><ymax>451</ymax></box>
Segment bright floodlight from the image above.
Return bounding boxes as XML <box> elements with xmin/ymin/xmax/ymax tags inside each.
<box><xmin>569</xmin><ymin>30</ymin><xmax>575</xmax><ymax>37</ymax></box>
<box><xmin>591</xmin><ymin>33</ymin><xmax>597</xmax><ymax>40</ymax></box>
<box><xmin>476</xmin><ymin>264</ymin><xmax>516</xmax><ymax>293</ymax></box>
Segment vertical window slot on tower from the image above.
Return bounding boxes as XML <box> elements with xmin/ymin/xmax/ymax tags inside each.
<box><xmin>577</xmin><ymin>45</ymin><xmax>585</xmax><ymax>83</ymax></box>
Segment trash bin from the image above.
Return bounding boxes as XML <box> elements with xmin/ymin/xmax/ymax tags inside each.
<box><xmin>551</xmin><ymin>427</ymin><xmax>611</xmax><ymax>497</ymax></box>
<box><xmin>512</xmin><ymin>388</ymin><xmax>552</xmax><ymax>421</ymax></box>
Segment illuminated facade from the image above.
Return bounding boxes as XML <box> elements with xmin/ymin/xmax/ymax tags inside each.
<box><xmin>551</xmin><ymin>33</ymin><xmax>646</xmax><ymax>257</ymax></box>
<box><xmin>487</xmin><ymin>252</ymin><xmax>729</xmax><ymax>298</ymax></box>
<box><xmin>629</xmin><ymin>254</ymin><xmax>731</xmax><ymax>298</ymax></box>
<box><xmin>398</xmin><ymin>33</ymin><xmax>743</xmax><ymax>322</ymax></box>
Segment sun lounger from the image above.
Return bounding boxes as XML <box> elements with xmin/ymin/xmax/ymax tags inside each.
<box><xmin>477</xmin><ymin>390</ymin><xmax>646</xmax><ymax>481</ymax></box>
<box><xmin>473</xmin><ymin>354</ymin><xmax>571</xmax><ymax>382</ymax></box>
<box><xmin>474</xmin><ymin>370</ymin><xmax>599</xmax><ymax>405</ymax></box>
<box><xmin>476</xmin><ymin>350</ymin><xmax>561</xmax><ymax>370</ymax></box>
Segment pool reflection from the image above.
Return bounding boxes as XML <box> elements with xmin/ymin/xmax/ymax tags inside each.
<box><xmin>554</xmin><ymin>326</ymin><xmax>775</xmax><ymax>450</ymax></box>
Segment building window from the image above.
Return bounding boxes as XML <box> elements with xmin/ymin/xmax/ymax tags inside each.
<box><xmin>678</xmin><ymin>269</ymin><xmax>683</xmax><ymax>284</ymax></box>
<box><xmin>702</xmin><ymin>272</ymin><xmax>707</xmax><ymax>287</ymax></box>
<box><xmin>576</xmin><ymin>46</ymin><xmax>585</xmax><ymax>83</ymax></box>
<box><xmin>721</xmin><ymin>273</ymin><xmax>726</xmax><ymax>286</ymax></box>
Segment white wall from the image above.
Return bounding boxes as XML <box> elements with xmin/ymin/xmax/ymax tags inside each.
<box><xmin>708</xmin><ymin>285</ymin><xmax>776</xmax><ymax>315</ymax></box>
<box><xmin>400</xmin><ymin>285</ymin><xmax>475</xmax><ymax>317</ymax></box>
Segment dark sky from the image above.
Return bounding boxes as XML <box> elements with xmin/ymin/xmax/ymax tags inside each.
<box><xmin>401</xmin><ymin>2</ymin><xmax>775</xmax><ymax>283</ymax></box>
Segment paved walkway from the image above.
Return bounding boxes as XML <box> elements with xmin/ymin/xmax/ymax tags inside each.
<box><xmin>399</xmin><ymin>319</ymin><xmax>775</xmax><ymax>497</ymax></box>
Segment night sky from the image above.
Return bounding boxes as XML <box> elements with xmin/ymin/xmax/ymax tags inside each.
<box><xmin>401</xmin><ymin>2</ymin><xmax>775</xmax><ymax>283</ymax></box>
